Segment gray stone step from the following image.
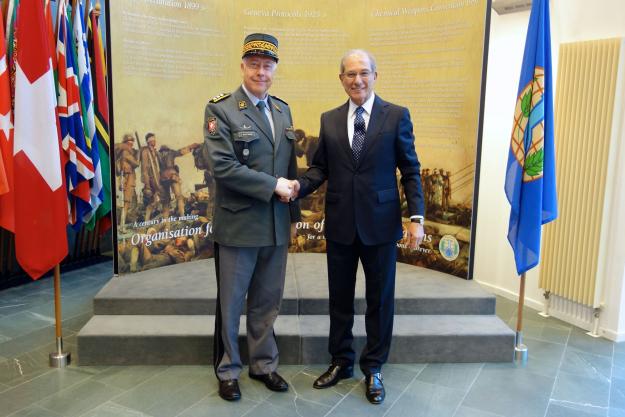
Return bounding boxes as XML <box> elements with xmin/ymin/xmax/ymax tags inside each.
<box><xmin>77</xmin><ymin>314</ymin><xmax>514</xmax><ymax>365</ymax></box>
<box><xmin>94</xmin><ymin>254</ymin><xmax>495</xmax><ymax>316</ymax></box>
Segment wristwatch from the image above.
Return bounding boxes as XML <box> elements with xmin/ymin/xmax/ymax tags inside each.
<box><xmin>410</xmin><ymin>217</ymin><xmax>424</xmax><ymax>225</ymax></box>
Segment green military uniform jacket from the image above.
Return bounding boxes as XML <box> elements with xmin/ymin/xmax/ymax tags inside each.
<box><xmin>203</xmin><ymin>86</ymin><xmax>301</xmax><ymax>247</ymax></box>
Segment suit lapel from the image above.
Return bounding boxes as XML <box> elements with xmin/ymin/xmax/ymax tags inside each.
<box><xmin>357</xmin><ymin>96</ymin><xmax>389</xmax><ymax>166</ymax></box>
<box><xmin>235</xmin><ymin>87</ymin><xmax>273</xmax><ymax>145</ymax></box>
<box><xmin>335</xmin><ymin>102</ymin><xmax>354</xmax><ymax>167</ymax></box>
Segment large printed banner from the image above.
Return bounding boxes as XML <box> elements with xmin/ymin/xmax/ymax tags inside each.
<box><xmin>111</xmin><ymin>0</ymin><xmax>489</xmax><ymax>278</ymax></box>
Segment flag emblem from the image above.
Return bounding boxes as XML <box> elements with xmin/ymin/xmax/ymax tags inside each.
<box><xmin>510</xmin><ymin>67</ymin><xmax>545</xmax><ymax>182</ymax></box>
<box><xmin>207</xmin><ymin>117</ymin><xmax>217</xmax><ymax>135</ymax></box>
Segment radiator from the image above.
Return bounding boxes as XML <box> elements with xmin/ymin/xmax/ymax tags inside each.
<box><xmin>539</xmin><ymin>38</ymin><xmax>623</xmax><ymax>307</ymax></box>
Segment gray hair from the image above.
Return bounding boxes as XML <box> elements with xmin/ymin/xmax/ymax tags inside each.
<box><xmin>340</xmin><ymin>49</ymin><xmax>377</xmax><ymax>74</ymax></box>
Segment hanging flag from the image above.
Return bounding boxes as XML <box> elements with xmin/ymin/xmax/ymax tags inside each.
<box><xmin>0</xmin><ymin>6</ymin><xmax>14</xmax><ymax>231</ymax></box>
<box><xmin>88</xmin><ymin>5</ymin><xmax>112</xmax><ymax>233</ymax></box>
<box><xmin>74</xmin><ymin>0</ymin><xmax>103</xmax><ymax>228</ymax></box>
<box><xmin>57</xmin><ymin>0</ymin><xmax>95</xmax><ymax>229</ymax></box>
<box><xmin>504</xmin><ymin>0</ymin><xmax>558</xmax><ymax>275</ymax></box>
<box><xmin>5</xmin><ymin>0</ymin><xmax>17</xmax><ymax>105</ymax></box>
<box><xmin>45</xmin><ymin>0</ymin><xmax>57</xmax><ymax>72</ymax></box>
<box><xmin>13</xmin><ymin>0</ymin><xmax>68</xmax><ymax>279</ymax></box>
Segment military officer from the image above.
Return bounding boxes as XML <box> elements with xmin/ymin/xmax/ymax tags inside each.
<box><xmin>203</xmin><ymin>33</ymin><xmax>300</xmax><ymax>402</ymax></box>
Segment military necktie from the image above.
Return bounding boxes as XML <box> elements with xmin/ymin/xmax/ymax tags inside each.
<box><xmin>352</xmin><ymin>106</ymin><xmax>366</xmax><ymax>162</ymax></box>
<box><xmin>256</xmin><ymin>100</ymin><xmax>273</xmax><ymax>140</ymax></box>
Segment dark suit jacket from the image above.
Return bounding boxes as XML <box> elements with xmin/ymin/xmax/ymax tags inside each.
<box><xmin>204</xmin><ymin>86</ymin><xmax>301</xmax><ymax>247</ymax></box>
<box><xmin>299</xmin><ymin>95</ymin><xmax>424</xmax><ymax>246</ymax></box>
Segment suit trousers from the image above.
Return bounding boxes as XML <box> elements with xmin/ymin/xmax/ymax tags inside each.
<box><xmin>213</xmin><ymin>243</ymin><xmax>287</xmax><ymax>381</ymax></box>
<box><xmin>326</xmin><ymin>236</ymin><xmax>397</xmax><ymax>375</ymax></box>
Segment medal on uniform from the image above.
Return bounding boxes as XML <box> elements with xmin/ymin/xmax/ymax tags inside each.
<box><xmin>238</xmin><ymin>100</ymin><xmax>247</xmax><ymax>110</ymax></box>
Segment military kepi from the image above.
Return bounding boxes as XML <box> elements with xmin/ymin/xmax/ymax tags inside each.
<box><xmin>242</xmin><ymin>33</ymin><xmax>279</xmax><ymax>62</ymax></box>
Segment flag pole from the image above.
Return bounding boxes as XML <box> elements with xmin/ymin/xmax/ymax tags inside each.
<box><xmin>514</xmin><ymin>272</ymin><xmax>528</xmax><ymax>363</ymax></box>
<box><xmin>49</xmin><ymin>264</ymin><xmax>71</xmax><ymax>367</ymax></box>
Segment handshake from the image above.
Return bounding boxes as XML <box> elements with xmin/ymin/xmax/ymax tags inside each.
<box><xmin>274</xmin><ymin>177</ymin><xmax>300</xmax><ymax>203</ymax></box>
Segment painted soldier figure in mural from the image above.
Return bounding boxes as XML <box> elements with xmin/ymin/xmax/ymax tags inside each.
<box><xmin>140</xmin><ymin>133</ymin><xmax>162</xmax><ymax>221</ymax></box>
<box><xmin>158</xmin><ymin>142</ymin><xmax>201</xmax><ymax>218</ymax></box>
<box><xmin>442</xmin><ymin>170</ymin><xmax>451</xmax><ymax>212</ymax></box>
<box><xmin>423</xmin><ymin>168</ymin><xmax>432</xmax><ymax>209</ymax></box>
<box><xmin>431</xmin><ymin>168</ymin><xmax>444</xmax><ymax>208</ymax></box>
<box><xmin>115</xmin><ymin>133</ymin><xmax>140</xmax><ymax>230</ymax></box>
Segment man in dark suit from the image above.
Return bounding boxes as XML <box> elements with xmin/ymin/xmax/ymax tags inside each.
<box><xmin>204</xmin><ymin>33</ymin><xmax>300</xmax><ymax>401</ymax></box>
<box><xmin>292</xmin><ymin>49</ymin><xmax>425</xmax><ymax>404</ymax></box>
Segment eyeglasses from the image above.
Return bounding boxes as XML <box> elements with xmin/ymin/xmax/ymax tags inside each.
<box><xmin>341</xmin><ymin>71</ymin><xmax>373</xmax><ymax>80</ymax></box>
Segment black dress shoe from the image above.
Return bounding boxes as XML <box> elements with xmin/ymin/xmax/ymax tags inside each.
<box><xmin>218</xmin><ymin>379</ymin><xmax>241</xmax><ymax>401</ymax></box>
<box><xmin>365</xmin><ymin>373</ymin><xmax>385</xmax><ymax>404</ymax></box>
<box><xmin>249</xmin><ymin>371</ymin><xmax>289</xmax><ymax>392</ymax></box>
<box><xmin>313</xmin><ymin>364</ymin><xmax>354</xmax><ymax>389</ymax></box>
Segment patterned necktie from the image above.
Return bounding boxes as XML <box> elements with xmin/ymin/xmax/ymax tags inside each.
<box><xmin>256</xmin><ymin>100</ymin><xmax>273</xmax><ymax>139</ymax></box>
<box><xmin>352</xmin><ymin>106</ymin><xmax>366</xmax><ymax>162</ymax></box>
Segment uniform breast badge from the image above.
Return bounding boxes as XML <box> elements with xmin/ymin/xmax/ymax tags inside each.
<box><xmin>207</xmin><ymin>117</ymin><xmax>217</xmax><ymax>135</ymax></box>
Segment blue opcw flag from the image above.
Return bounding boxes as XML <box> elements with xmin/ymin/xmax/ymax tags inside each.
<box><xmin>504</xmin><ymin>0</ymin><xmax>558</xmax><ymax>275</ymax></box>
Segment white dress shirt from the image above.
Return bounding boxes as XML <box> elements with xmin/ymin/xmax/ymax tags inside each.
<box><xmin>347</xmin><ymin>93</ymin><xmax>376</xmax><ymax>147</ymax></box>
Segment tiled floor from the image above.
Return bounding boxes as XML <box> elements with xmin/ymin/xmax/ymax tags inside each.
<box><xmin>0</xmin><ymin>261</ymin><xmax>624</xmax><ymax>417</ymax></box>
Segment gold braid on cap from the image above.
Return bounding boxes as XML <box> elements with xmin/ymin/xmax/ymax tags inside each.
<box><xmin>243</xmin><ymin>40</ymin><xmax>278</xmax><ymax>55</ymax></box>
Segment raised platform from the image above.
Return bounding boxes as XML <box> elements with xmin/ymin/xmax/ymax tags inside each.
<box><xmin>78</xmin><ymin>253</ymin><xmax>514</xmax><ymax>365</ymax></box>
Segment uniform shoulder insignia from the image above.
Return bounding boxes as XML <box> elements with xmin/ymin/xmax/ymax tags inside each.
<box><xmin>209</xmin><ymin>93</ymin><xmax>231</xmax><ymax>103</ymax></box>
<box><xmin>270</xmin><ymin>95</ymin><xmax>288</xmax><ymax>106</ymax></box>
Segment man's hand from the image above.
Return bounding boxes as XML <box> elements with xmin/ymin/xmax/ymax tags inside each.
<box><xmin>408</xmin><ymin>222</ymin><xmax>425</xmax><ymax>249</ymax></box>
<box><xmin>274</xmin><ymin>177</ymin><xmax>293</xmax><ymax>199</ymax></box>
<box><xmin>277</xmin><ymin>179</ymin><xmax>300</xmax><ymax>203</ymax></box>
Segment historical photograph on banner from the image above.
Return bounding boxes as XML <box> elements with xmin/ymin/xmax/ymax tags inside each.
<box><xmin>110</xmin><ymin>0</ymin><xmax>488</xmax><ymax>277</ymax></box>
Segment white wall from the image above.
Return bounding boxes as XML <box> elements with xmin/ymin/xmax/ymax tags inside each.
<box><xmin>474</xmin><ymin>0</ymin><xmax>625</xmax><ymax>338</ymax></box>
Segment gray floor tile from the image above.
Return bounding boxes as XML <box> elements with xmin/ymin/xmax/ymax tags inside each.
<box><xmin>7</xmin><ymin>405</ymin><xmax>64</xmax><ymax>417</ymax></box>
<box><xmin>416</xmin><ymin>363</ymin><xmax>482</xmax><ymax>391</ymax></box>
<box><xmin>91</xmin><ymin>366</ymin><xmax>168</xmax><ymax>390</ymax></box>
<box><xmin>610</xmin><ymin>408</ymin><xmax>625</xmax><ymax>417</ymax></box>
<box><xmin>0</xmin><ymin>367</ymin><xmax>95</xmax><ymax>417</ymax></box>
<box><xmin>610</xmin><ymin>377</ymin><xmax>625</xmax><ymax>409</ymax></box>
<box><xmin>552</xmin><ymin>370</ymin><xmax>610</xmax><ymax>407</ymax></box>
<box><xmin>461</xmin><ymin>367</ymin><xmax>554</xmax><ymax>417</ymax></box>
<box><xmin>567</xmin><ymin>329</ymin><xmax>614</xmax><ymax>358</ymax></box>
<box><xmin>263</xmin><ymin>369</ymin><xmax>344</xmax><ymax>409</ymax></box>
<box><xmin>260</xmin><ymin>395</ymin><xmax>332</xmax><ymax>417</ymax></box>
<box><xmin>0</xmin><ymin>312</ymin><xmax>55</xmax><ymax>339</ymax></box>
<box><xmin>79</xmin><ymin>401</ymin><xmax>154</xmax><ymax>417</ymax></box>
<box><xmin>560</xmin><ymin>348</ymin><xmax>612</xmax><ymax>382</ymax></box>
<box><xmin>385</xmin><ymin>380</ymin><xmax>465</xmax><ymax>417</ymax></box>
<box><xmin>507</xmin><ymin>315</ymin><xmax>571</xmax><ymax>345</ymax></box>
<box><xmin>546</xmin><ymin>401</ymin><xmax>607</xmax><ymax>417</ymax></box>
<box><xmin>244</xmin><ymin>401</ymin><xmax>319</xmax><ymax>417</ymax></box>
<box><xmin>613</xmin><ymin>353</ymin><xmax>625</xmax><ymax>380</ymax></box>
<box><xmin>484</xmin><ymin>336</ymin><xmax>565</xmax><ymax>378</ymax></box>
<box><xmin>0</xmin><ymin>326</ymin><xmax>69</xmax><ymax>358</ymax></box>
<box><xmin>37</xmin><ymin>380</ymin><xmax>124</xmax><ymax>417</ymax></box>
<box><xmin>112</xmin><ymin>366</ymin><xmax>215</xmax><ymax>417</ymax></box>
<box><xmin>615</xmin><ymin>343</ymin><xmax>625</xmax><ymax>354</ymax></box>
<box><xmin>453</xmin><ymin>405</ymin><xmax>505</xmax><ymax>417</ymax></box>
<box><xmin>178</xmin><ymin>392</ymin><xmax>258</xmax><ymax>417</ymax></box>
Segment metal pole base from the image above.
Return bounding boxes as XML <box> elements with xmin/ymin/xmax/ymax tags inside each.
<box><xmin>49</xmin><ymin>351</ymin><xmax>71</xmax><ymax>368</ymax></box>
<box><xmin>514</xmin><ymin>344</ymin><xmax>528</xmax><ymax>362</ymax></box>
<box><xmin>586</xmin><ymin>331</ymin><xmax>601</xmax><ymax>338</ymax></box>
<box><xmin>514</xmin><ymin>331</ymin><xmax>528</xmax><ymax>363</ymax></box>
<box><xmin>538</xmin><ymin>312</ymin><xmax>550</xmax><ymax>318</ymax></box>
<box><xmin>49</xmin><ymin>337</ymin><xmax>71</xmax><ymax>368</ymax></box>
